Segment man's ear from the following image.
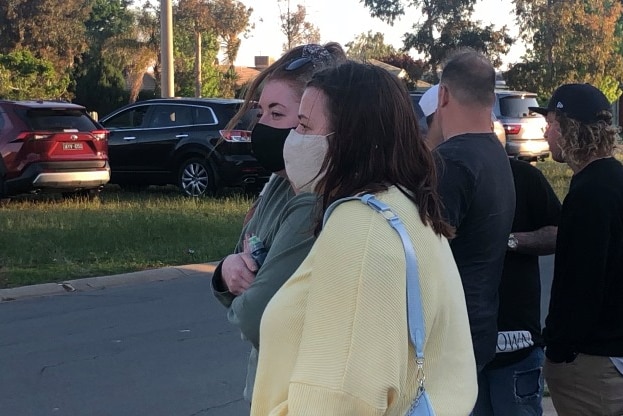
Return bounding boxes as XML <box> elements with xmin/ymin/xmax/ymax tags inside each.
<box><xmin>438</xmin><ymin>84</ymin><xmax>450</xmax><ymax>108</ymax></box>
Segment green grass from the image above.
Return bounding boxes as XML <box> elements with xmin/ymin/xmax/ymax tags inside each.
<box><xmin>0</xmin><ymin>187</ymin><xmax>252</xmax><ymax>288</ymax></box>
<box><xmin>2</xmin><ymin>153</ymin><xmax>621</xmax><ymax>288</ymax></box>
<box><xmin>535</xmin><ymin>159</ymin><xmax>573</xmax><ymax>202</ymax></box>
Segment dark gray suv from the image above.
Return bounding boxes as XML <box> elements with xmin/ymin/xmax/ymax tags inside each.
<box><xmin>494</xmin><ymin>90</ymin><xmax>550</xmax><ymax>161</ymax></box>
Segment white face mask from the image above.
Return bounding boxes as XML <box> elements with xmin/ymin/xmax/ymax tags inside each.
<box><xmin>283</xmin><ymin>129</ymin><xmax>331</xmax><ymax>193</ymax></box>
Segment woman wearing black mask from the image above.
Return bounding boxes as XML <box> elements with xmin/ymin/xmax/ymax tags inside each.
<box><xmin>211</xmin><ymin>42</ymin><xmax>346</xmax><ymax>403</ymax></box>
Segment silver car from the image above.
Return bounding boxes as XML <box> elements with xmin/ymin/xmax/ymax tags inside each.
<box><xmin>494</xmin><ymin>90</ymin><xmax>550</xmax><ymax>161</ymax></box>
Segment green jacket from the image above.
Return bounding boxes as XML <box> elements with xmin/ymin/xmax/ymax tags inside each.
<box><xmin>212</xmin><ymin>175</ymin><xmax>317</xmax><ymax>399</ymax></box>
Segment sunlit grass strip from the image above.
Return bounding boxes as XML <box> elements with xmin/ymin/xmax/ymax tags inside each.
<box><xmin>0</xmin><ymin>191</ymin><xmax>252</xmax><ymax>288</ymax></box>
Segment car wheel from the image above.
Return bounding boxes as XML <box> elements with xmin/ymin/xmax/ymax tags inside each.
<box><xmin>178</xmin><ymin>157</ymin><xmax>214</xmax><ymax>197</ymax></box>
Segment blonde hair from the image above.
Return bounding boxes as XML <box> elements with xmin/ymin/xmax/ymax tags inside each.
<box><xmin>557</xmin><ymin>110</ymin><xmax>621</xmax><ymax>166</ymax></box>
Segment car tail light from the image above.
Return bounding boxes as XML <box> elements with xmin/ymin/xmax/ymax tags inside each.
<box><xmin>91</xmin><ymin>129</ymin><xmax>108</xmax><ymax>141</ymax></box>
<box><xmin>503</xmin><ymin>124</ymin><xmax>522</xmax><ymax>135</ymax></box>
<box><xmin>15</xmin><ymin>132</ymin><xmax>54</xmax><ymax>141</ymax></box>
<box><xmin>219</xmin><ymin>129</ymin><xmax>252</xmax><ymax>142</ymax></box>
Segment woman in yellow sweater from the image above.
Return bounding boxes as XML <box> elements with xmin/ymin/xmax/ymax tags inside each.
<box><xmin>250</xmin><ymin>61</ymin><xmax>477</xmax><ymax>416</ymax></box>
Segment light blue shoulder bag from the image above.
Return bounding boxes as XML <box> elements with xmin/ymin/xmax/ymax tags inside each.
<box><xmin>323</xmin><ymin>194</ymin><xmax>436</xmax><ymax>416</ymax></box>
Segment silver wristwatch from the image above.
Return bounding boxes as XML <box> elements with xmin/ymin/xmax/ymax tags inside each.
<box><xmin>507</xmin><ymin>233</ymin><xmax>519</xmax><ymax>250</ymax></box>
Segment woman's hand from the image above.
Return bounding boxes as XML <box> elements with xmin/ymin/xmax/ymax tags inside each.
<box><xmin>221</xmin><ymin>252</ymin><xmax>257</xmax><ymax>295</ymax></box>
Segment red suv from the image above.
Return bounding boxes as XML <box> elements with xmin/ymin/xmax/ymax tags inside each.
<box><xmin>0</xmin><ymin>100</ymin><xmax>110</xmax><ymax>198</ymax></box>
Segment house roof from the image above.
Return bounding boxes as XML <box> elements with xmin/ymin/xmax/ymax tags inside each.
<box><xmin>234</xmin><ymin>66</ymin><xmax>261</xmax><ymax>86</ymax></box>
<box><xmin>367</xmin><ymin>59</ymin><xmax>407</xmax><ymax>79</ymax></box>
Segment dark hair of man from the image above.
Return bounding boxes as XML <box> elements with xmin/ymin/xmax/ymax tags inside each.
<box><xmin>225</xmin><ymin>42</ymin><xmax>346</xmax><ymax>130</ymax></box>
<box><xmin>440</xmin><ymin>48</ymin><xmax>495</xmax><ymax>108</ymax></box>
<box><xmin>308</xmin><ymin>61</ymin><xmax>454</xmax><ymax>238</ymax></box>
<box><xmin>556</xmin><ymin>110</ymin><xmax>620</xmax><ymax>166</ymax></box>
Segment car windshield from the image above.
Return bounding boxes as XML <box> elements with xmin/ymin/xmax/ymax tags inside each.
<box><xmin>499</xmin><ymin>96</ymin><xmax>541</xmax><ymax>118</ymax></box>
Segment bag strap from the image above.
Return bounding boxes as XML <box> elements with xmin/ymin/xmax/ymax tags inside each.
<box><xmin>323</xmin><ymin>194</ymin><xmax>427</xmax><ymax>362</ymax></box>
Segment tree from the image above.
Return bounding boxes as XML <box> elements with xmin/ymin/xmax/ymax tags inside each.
<box><xmin>103</xmin><ymin>2</ymin><xmax>161</xmax><ymax>103</ymax></box>
<box><xmin>279</xmin><ymin>0</ymin><xmax>321</xmax><ymax>51</ymax></box>
<box><xmin>176</xmin><ymin>0</ymin><xmax>215</xmax><ymax>97</ymax></box>
<box><xmin>73</xmin><ymin>0</ymin><xmax>135</xmax><ymax>115</ymax></box>
<box><xmin>379</xmin><ymin>52</ymin><xmax>426</xmax><ymax>89</ymax></box>
<box><xmin>510</xmin><ymin>0</ymin><xmax>623</xmax><ymax>102</ymax></box>
<box><xmin>0</xmin><ymin>0</ymin><xmax>91</xmax><ymax>72</ymax></box>
<box><xmin>346</xmin><ymin>31</ymin><xmax>396</xmax><ymax>61</ymax></box>
<box><xmin>0</xmin><ymin>50</ymin><xmax>69</xmax><ymax>100</ymax></box>
<box><xmin>361</xmin><ymin>0</ymin><xmax>514</xmax><ymax>81</ymax></box>
<box><xmin>175</xmin><ymin>0</ymin><xmax>252</xmax><ymax>97</ymax></box>
<box><xmin>210</xmin><ymin>0</ymin><xmax>253</xmax><ymax>65</ymax></box>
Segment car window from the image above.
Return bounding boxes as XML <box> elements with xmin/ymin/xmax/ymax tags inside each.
<box><xmin>499</xmin><ymin>96</ymin><xmax>540</xmax><ymax>118</ymax></box>
<box><xmin>103</xmin><ymin>106</ymin><xmax>148</xmax><ymax>129</ymax></box>
<box><xmin>192</xmin><ymin>106</ymin><xmax>217</xmax><ymax>125</ymax></box>
<box><xmin>233</xmin><ymin>107</ymin><xmax>259</xmax><ymax>130</ymax></box>
<box><xmin>148</xmin><ymin>105</ymin><xmax>195</xmax><ymax>128</ymax></box>
<box><xmin>23</xmin><ymin>109</ymin><xmax>98</xmax><ymax>131</ymax></box>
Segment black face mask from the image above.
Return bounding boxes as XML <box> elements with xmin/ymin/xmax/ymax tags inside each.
<box><xmin>251</xmin><ymin>123</ymin><xmax>293</xmax><ymax>173</ymax></box>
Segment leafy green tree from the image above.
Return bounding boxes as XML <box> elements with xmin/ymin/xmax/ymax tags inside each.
<box><xmin>510</xmin><ymin>0</ymin><xmax>623</xmax><ymax>102</ymax></box>
<box><xmin>103</xmin><ymin>2</ymin><xmax>161</xmax><ymax>103</ymax></box>
<box><xmin>279</xmin><ymin>0</ymin><xmax>321</xmax><ymax>51</ymax></box>
<box><xmin>210</xmin><ymin>0</ymin><xmax>253</xmax><ymax>65</ymax></box>
<box><xmin>84</xmin><ymin>0</ymin><xmax>134</xmax><ymax>50</ymax></box>
<box><xmin>346</xmin><ymin>31</ymin><xmax>397</xmax><ymax>61</ymax></box>
<box><xmin>73</xmin><ymin>0</ymin><xmax>135</xmax><ymax>115</ymax></box>
<box><xmin>0</xmin><ymin>0</ymin><xmax>91</xmax><ymax>72</ymax></box>
<box><xmin>73</xmin><ymin>57</ymin><xmax>128</xmax><ymax>116</ymax></box>
<box><xmin>175</xmin><ymin>0</ymin><xmax>252</xmax><ymax>97</ymax></box>
<box><xmin>361</xmin><ymin>0</ymin><xmax>514</xmax><ymax>81</ymax></box>
<box><xmin>0</xmin><ymin>50</ymin><xmax>69</xmax><ymax>100</ymax></box>
<box><xmin>172</xmin><ymin>25</ymin><xmax>222</xmax><ymax>98</ymax></box>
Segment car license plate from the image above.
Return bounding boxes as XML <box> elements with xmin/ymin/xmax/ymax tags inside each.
<box><xmin>63</xmin><ymin>142</ymin><xmax>83</xmax><ymax>150</ymax></box>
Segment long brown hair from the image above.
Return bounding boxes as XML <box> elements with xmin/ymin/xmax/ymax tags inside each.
<box><xmin>226</xmin><ymin>42</ymin><xmax>346</xmax><ymax>130</ymax></box>
<box><xmin>308</xmin><ymin>61</ymin><xmax>453</xmax><ymax>238</ymax></box>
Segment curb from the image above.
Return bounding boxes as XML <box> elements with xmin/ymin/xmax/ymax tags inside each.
<box><xmin>0</xmin><ymin>263</ymin><xmax>217</xmax><ymax>303</ymax></box>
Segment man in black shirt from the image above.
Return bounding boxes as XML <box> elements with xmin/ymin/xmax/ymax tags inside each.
<box><xmin>474</xmin><ymin>159</ymin><xmax>560</xmax><ymax>415</ymax></box>
<box><xmin>434</xmin><ymin>50</ymin><xmax>516</xmax><ymax>370</ymax></box>
<box><xmin>531</xmin><ymin>83</ymin><xmax>623</xmax><ymax>415</ymax></box>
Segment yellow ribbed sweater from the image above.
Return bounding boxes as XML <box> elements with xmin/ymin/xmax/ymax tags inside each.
<box><xmin>251</xmin><ymin>187</ymin><xmax>477</xmax><ymax>416</ymax></box>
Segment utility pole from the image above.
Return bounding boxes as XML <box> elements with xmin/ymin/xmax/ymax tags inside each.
<box><xmin>161</xmin><ymin>0</ymin><xmax>174</xmax><ymax>97</ymax></box>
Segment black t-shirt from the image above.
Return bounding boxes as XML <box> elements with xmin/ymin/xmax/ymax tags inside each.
<box><xmin>435</xmin><ymin>133</ymin><xmax>516</xmax><ymax>367</ymax></box>
<box><xmin>488</xmin><ymin>159</ymin><xmax>561</xmax><ymax>369</ymax></box>
<box><xmin>544</xmin><ymin>157</ymin><xmax>623</xmax><ymax>362</ymax></box>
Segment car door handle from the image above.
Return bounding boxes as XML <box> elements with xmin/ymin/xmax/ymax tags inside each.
<box><xmin>123</xmin><ymin>136</ymin><xmax>137</xmax><ymax>141</ymax></box>
<box><xmin>175</xmin><ymin>134</ymin><xmax>189</xmax><ymax>138</ymax></box>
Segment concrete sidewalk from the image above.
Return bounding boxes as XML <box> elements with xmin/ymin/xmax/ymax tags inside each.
<box><xmin>0</xmin><ymin>263</ymin><xmax>217</xmax><ymax>302</ymax></box>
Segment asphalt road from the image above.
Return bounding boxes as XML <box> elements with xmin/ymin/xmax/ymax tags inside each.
<box><xmin>0</xmin><ymin>256</ymin><xmax>555</xmax><ymax>416</ymax></box>
<box><xmin>0</xmin><ymin>275</ymin><xmax>251</xmax><ymax>416</ymax></box>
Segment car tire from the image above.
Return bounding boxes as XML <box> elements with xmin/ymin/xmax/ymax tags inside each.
<box><xmin>178</xmin><ymin>157</ymin><xmax>215</xmax><ymax>197</ymax></box>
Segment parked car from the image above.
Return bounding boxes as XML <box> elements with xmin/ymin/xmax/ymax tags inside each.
<box><xmin>0</xmin><ymin>100</ymin><xmax>110</xmax><ymax>199</ymax></box>
<box><xmin>99</xmin><ymin>98</ymin><xmax>269</xmax><ymax>197</ymax></box>
<box><xmin>494</xmin><ymin>90</ymin><xmax>550</xmax><ymax>161</ymax></box>
<box><xmin>409</xmin><ymin>90</ymin><xmax>506</xmax><ymax>146</ymax></box>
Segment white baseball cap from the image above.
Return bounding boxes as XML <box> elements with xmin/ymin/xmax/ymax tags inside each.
<box><xmin>418</xmin><ymin>84</ymin><xmax>439</xmax><ymax>118</ymax></box>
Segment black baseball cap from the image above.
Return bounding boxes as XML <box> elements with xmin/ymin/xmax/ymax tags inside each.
<box><xmin>529</xmin><ymin>83</ymin><xmax>611</xmax><ymax>124</ymax></box>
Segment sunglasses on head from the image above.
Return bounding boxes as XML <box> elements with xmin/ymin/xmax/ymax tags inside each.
<box><xmin>285</xmin><ymin>56</ymin><xmax>313</xmax><ymax>71</ymax></box>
